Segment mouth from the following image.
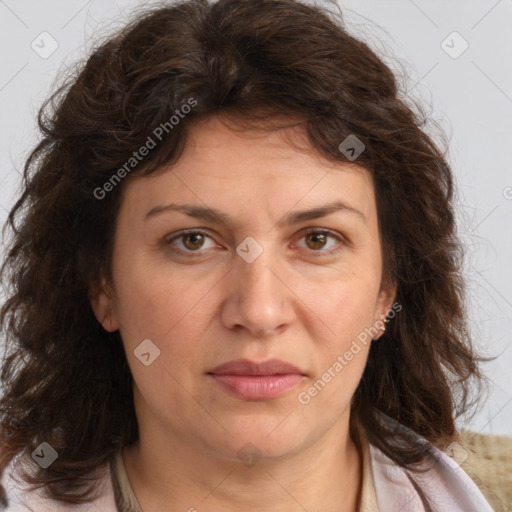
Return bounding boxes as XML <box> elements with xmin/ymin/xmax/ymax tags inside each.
<box><xmin>206</xmin><ymin>358</ymin><xmax>306</xmax><ymax>401</ymax></box>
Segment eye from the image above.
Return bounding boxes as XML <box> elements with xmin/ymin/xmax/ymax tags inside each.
<box><xmin>165</xmin><ymin>230</ymin><xmax>218</xmax><ymax>253</ymax></box>
<box><xmin>295</xmin><ymin>229</ymin><xmax>345</xmax><ymax>255</ymax></box>
<box><xmin>163</xmin><ymin>228</ymin><xmax>345</xmax><ymax>257</ymax></box>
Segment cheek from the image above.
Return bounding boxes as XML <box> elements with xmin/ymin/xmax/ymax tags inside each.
<box><xmin>111</xmin><ymin>265</ymin><xmax>214</xmax><ymax>409</ymax></box>
<box><xmin>296</xmin><ymin>280</ymin><xmax>377</xmax><ymax>411</ymax></box>
<box><xmin>111</xmin><ymin>252</ymin><xmax>221</xmax><ymax>360</ymax></box>
<box><xmin>298</xmin><ymin>266</ymin><xmax>381</xmax><ymax>345</ymax></box>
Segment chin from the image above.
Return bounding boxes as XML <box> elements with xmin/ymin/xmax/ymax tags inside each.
<box><xmin>206</xmin><ymin>417</ymin><xmax>309</xmax><ymax>463</ymax></box>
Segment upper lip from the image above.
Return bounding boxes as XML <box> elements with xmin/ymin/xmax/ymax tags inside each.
<box><xmin>208</xmin><ymin>358</ymin><xmax>305</xmax><ymax>376</ymax></box>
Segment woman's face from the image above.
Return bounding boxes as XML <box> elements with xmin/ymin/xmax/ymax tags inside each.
<box><xmin>91</xmin><ymin>115</ymin><xmax>395</xmax><ymax>462</ymax></box>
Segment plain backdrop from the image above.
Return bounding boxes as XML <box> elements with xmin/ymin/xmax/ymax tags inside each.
<box><xmin>0</xmin><ymin>0</ymin><xmax>511</xmax><ymax>436</ymax></box>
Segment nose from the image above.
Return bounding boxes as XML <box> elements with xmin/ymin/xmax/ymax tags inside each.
<box><xmin>220</xmin><ymin>245</ymin><xmax>295</xmax><ymax>338</ymax></box>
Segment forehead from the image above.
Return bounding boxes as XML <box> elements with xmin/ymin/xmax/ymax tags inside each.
<box><xmin>176</xmin><ymin>114</ymin><xmax>358</xmax><ymax>175</ymax></box>
<box><xmin>120</xmin><ymin>114</ymin><xmax>377</xmax><ymax>224</ymax></box>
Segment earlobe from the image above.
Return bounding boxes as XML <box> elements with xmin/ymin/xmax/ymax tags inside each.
<box><xmin>89</xmin><ymin>279</ymin><xmax>119</xmax><ymax>332</ymax></box>
<box><xmin>379</xmin><ymin>278</ymin><xmax>398</xmax><ymax>314</ymax></box>
<box><xmin>374</xmin><ymin>282</ymin><xmax>398</xmax><ymax>340</ymax></box>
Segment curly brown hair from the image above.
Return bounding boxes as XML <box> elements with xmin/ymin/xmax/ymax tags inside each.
<box><xmin>0</xmin><ymin>0</ymin><xmax>485</xmax><ymax>507</ymax></box>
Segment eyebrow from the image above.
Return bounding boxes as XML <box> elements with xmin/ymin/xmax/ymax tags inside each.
<box><xmin>144</xmin><ymin>199</ymin><xmax>367</xmax><ymax>226</ymax></box>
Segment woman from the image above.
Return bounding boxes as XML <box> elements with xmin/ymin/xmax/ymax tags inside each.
<box><xmin>0</xmin><ymin>0</ymin><xmax>503</xmax><ymax>510</ymax></box>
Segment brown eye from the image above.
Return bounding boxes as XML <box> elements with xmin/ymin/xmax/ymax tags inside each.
<box><xmin>182</xmin><ymin>232</ymin><xmax>205</xmax><ymax>250</ymax></box>
<box><xmin>296</xmin><ymin>229</ymin><xmax>345</xmax><ymax>256</ymax></box>
<box><xmin>165</xmin><ymin>231</ymin><xmax>217</xmax><ymax>253</ymax></box>
<box><xmin>304</xmin><ymin>232</ymin><xmax>328</xmax><ymax>250</ymax></box>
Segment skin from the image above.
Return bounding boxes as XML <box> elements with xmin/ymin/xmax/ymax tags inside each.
<box><xmin>90</xmin><ymin>114</ymin><xmax>396</xmax><ymax>512</ymax></box>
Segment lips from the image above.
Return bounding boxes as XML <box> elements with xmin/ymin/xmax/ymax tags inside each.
<box><xmin>208</xmin><ymin>358</ymin><xmax>304</xmax><ymax>376</ymax></box>
<box><xmin>207</xmin><ymin>358</ymin><xmax>306</xmax><ymax>400</ymax></box>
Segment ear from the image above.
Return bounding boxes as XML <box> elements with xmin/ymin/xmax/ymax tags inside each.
<box><xmin>89</xmin><ymin>277</ymin><xmax>119</xmax><ymax>332</ymax></box>
<box><xmin>373</xmin><ymin>280</ymin><xmax>398</xmax><ymax>340</ymax></box>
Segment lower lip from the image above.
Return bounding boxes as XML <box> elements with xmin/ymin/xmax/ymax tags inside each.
<box><xmin>209</xmin><ymin>374</ymin><xmax>304</xmax><ymax>400</ymax></box>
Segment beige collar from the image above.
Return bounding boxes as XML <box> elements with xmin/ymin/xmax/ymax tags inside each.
<box><xmin>111</xmin><ymin>448</ymin><xmax>143</xmax><ymax>512</ymax></box>
<box><xmin>358</xmin><ymin>430</ymin><xmax>380</xmax><ymax>512</ymax></box>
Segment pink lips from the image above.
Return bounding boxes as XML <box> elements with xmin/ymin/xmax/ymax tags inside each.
<box><xmin>207</xmin><ymin>358</ymin><xmax>305</xmax><ymax>400</ymax></box>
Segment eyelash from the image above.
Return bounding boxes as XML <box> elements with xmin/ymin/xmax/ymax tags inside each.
<box><xmin>163</xmin><ymin>228</ymin><xmax>346</xmax><ymax>257</ymax></box>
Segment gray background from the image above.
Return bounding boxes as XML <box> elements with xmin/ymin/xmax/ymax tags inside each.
<box><xmin>0</xmin><ymin>0</ymin><xmax>511</xmax><ymax>436</ymax></box>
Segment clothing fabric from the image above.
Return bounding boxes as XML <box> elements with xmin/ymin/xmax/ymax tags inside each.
<box><xmin>358</xmin><ymin>432</ymin><xmax>380</xmax><ymax>512</ymax></box>
<box><xmin>1</xmin><ymin>426</ymin><xmax>497</xmax><ymax>511</ymax></box>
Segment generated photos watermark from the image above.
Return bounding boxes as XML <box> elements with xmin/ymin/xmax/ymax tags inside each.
<box><xmin>298</xmin><ymin>301</ymin><xmax>402</xmax><ymax>405</ymax></box>
<box><xmin>93</xmin><ymin>97</ymin><xmax>198</xmax><ymax>200</ymax></box>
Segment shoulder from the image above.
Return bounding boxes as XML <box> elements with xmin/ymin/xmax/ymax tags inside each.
<box><xmin>458</xmin><ymin>430</ymin><xmax>512</xmax><ymax>512</ymax></box>
<box><xmin>367</xmin><ymin>432</ymin><xmax>496</xmax><ymax>511</ymax></box>
<box><xmin>0</xmin><ymin>455</ymin><xmax>118</xmax><ymax>512</ymax></box>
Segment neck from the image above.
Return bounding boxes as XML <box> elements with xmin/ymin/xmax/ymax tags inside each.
<box><xmin>123</xmin><ymin>415</ymin><xmax>362</xmax><ymax>512</ymax></box>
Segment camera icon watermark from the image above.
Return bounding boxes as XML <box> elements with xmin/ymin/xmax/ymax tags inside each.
<box><xmin>503</xmin><ymin>186</ymin><xmax>512</xmax><ymax>200</ymax></box>
<box><xmin>338</xmin><ymin>134</ymin><xmax>365</xmax><ymax>161</ymax></box>
<box><xmin>31</xmin><ymin>442</ymin><xmax>58</xmax><ymax>469</ymax></box>
<box><xmin>31</xmin><ymin>31</ymin><xmax>59</xmax><ymax>59</ymax></box>
<box><xmin>134</xmin><ymin>338</ymin><xmax>161</xmax><ymax>366</ymax></box>
<box><xmin>441</xmin><ymin>31</ymin><xmax>469</xmax><ymax>59</ymax></box>
<box><xmin>236</xmin><ymin>236</ymin><xmax>263</xmax><ymax>263</ymax></box>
